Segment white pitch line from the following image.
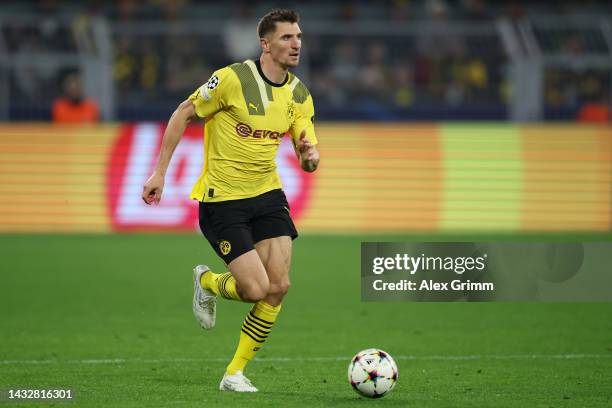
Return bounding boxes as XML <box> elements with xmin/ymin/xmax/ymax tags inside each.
<box><xmin>0</xmin><ymin>354</ymin><xmax>610</xmax><ymax>366</ymax></box>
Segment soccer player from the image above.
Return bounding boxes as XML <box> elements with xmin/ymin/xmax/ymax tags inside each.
<box><xmin>141</xmin><ymin>9</ymin><xmax>319</xmax><ymax>392</ymax></box>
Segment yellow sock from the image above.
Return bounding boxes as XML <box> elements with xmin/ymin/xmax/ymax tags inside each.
<box><xmin>200</xmin><ymin>271</ymin><xmax>241</xmax><ymax>301</ymax></box>
<box><xmin>226</xmin><ymin>301</ymin><xmax>281</xmax><ymax>375</ymax></box>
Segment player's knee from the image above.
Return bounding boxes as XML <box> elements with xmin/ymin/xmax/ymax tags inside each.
<box><xmin>268</xmin><ymin>279</ymin><xmax>290</xmax><ymax>298</ymax></box>
<box><xmin>240</xmin><ymin>280</ymin><xmax>269</xmax><ymax>302</ymax></box>
<box><xmin>279</xmin><ymin>280</ymin><xmax>291</xmax><ymax>296</ymax></box>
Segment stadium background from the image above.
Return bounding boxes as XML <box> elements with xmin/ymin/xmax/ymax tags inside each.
<box><xmin>1</xmin><ymin>1</ymin><xmax>611</xmax><ymax>407</ymax></box>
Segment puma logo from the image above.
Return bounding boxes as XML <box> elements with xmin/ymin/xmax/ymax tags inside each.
<box><xmin>248</xmin><ymin>102</ymin><xmax>259</xmax><ymax>112</ymax></box>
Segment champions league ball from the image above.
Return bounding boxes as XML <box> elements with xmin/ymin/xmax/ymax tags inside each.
<box><xmin>348</xmin><ymin>348</ymin><xmax>398</xmax><ymax>398</ymax></box>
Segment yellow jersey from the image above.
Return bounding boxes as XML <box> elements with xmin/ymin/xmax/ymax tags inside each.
<box><xmin>188</xmin><ymin>59</ymin><xmax>317</xmax><ymax>202</ymax></box>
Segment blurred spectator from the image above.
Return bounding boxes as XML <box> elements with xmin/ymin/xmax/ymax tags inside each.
<box><xmin>116</xmin><ymin>0</ymin><xmax>139</xmax><ymax>22</ymax></box>
<box><xmin>71</xmin><ymin>0</ymin><xmax>106</xmax><ymax>54</ymax></box>
<box><xmin>139</xmin><ymin>39</ymin><xmax>162</xmax><ymax>92</ymax></box>
<box><xmin>223</xmin><ymin>3</ymin><xmax>260</xmax><ymax>61</ymax></box>
<box><xmin>462</xmin><ymin>0</ymin><xmax>490</xmax><ymax>20</ymax></box>
<box><xmin>113</xmin><ymin>37</ymin><xmax>138</xmax><ymax>94</ymax></box>
<box><xmin>336</xmin><ymin>1</ymin><xmax>357</xmax><ymax>22</ymax></box>
<box><xmin>330</xmin><ymin>40</ymin><xmax>360</xmax><ymax>104</ymax></box>
<box><xmin>392</xmin><ymin>61</ymin><xmax>415</xmax><ymax>107</ymax></box>
<box><xmin>503</xmin><ymin>0</ymin><xmax>525</xmax><ymax>21</ymax></box>
<box><xmin>389</xmin><ymin>0</ymin><xmax>413</xmax><ymax>22</ymax></box>
<box><xmin>419</xmin><ymin>0</ymin><xmax>462</xmax><ymax>59</ymax></box>
<box><xmin>157</xmin><ymin>0</ymin><xmax>187</xmax><ymax>20</ymax></box>
<box><xmin>38</xmin><ymin>0</ymin><xmax>63</xmax><ymax>49</ymax></box>
<box><xmin>577</xmin><ymin>100</ymin><xmax>610</xmax><ymax>123</ymax></box>
<box><xmin>52</xmin><ymin>72</ymin><xmax>99</xmax><ymax>123</ymax></box>
<box><xmin>357</xmin><ymin>43</ymin><xmax>393</xmax><ymax>103</ymax></box>
<box><xmin>164</xmin><ymin>37</ymin><xmax>210</xmax><ymax>96</ymax></box>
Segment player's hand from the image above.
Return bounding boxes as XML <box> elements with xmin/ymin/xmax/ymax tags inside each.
<box><xmin>297</xmin><ymin>130</ymin><xmax>320</xmax><ymax>172</ymax></box>
<box><xmin>142</xmin><ymin>172</ymin><xmax>165</xmax><ymax>205</ymax></box>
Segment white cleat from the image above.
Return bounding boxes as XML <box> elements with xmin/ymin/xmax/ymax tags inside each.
<box><xmin>192</xmin><ymin>265</ymin><xmax>216</xmax><ymax>330</ymax></box>
<box><xmin>219</xmin><ymin>371</ymin><xmax>258</xmax><ymax>392</ymax></box>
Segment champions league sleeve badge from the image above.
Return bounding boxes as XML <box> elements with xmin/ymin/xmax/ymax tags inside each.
<box><xmin>199</xmin><ymin>75</ymin><xmax>220</xmax><ymax>101</ymax></box>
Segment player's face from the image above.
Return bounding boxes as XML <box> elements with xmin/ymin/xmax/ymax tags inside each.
<box><xmin>265</xmin><ymin>22</ymin><xmax>302</xmax><ymax>68</ymax></box>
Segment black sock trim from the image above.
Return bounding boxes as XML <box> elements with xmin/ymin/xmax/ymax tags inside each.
<box><xmin>248</xmin><ymin>311</ymin><xmax>274</xmax><ymax>326</ymax></box>
<box><xmin>243</xmin><ymin>319</ymin><xmax>271</xmax><ymax>337</ymax></box>
<box><xmin>241</xmin><ymin>327</ymin><xmax>265</xmax><ymax>343</ymax></box>
<box><xmin>245</xmin><ymin>315</ymin><xmax>272</xmax><ymax>331</ymax></box>
<box><xmin>218</xmin><ymin>273</ymin><xmax>232</xmax><ymax>298</ymax></box>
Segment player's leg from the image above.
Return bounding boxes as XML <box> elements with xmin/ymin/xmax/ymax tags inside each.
<box><xmin>194</xmin><ymin>201</ymin><xmax>266</xmax><ymax>330</ymax></box>
<box><xmin>197</xmin><ymin>193</ymin><xmax>292</xmax><ymax>304</ymax></box>
<box><xmin>194</xmin><ymin>248</ymin><xmax>269</xmax><ymax>330</ymax></box>
<box><xmin>218</xmin><ymin>250</ymin><xmax>272</xmax><ymax>392</ymax></box>
<box><xmin>256</xmin><ymin>236</ymin><xmax>292</xmax><ymax>307</ymax></box>
<box><xmin>227</xmin><ymin>250</ymin><xmax>269</xmax><ymax>302</ymax></box>
<box><xmin>198</xmin><ymin>250</ymin><xmax>269</xmax><ymax>303</ymax></box>
<box><xmin>196</xmin><ymin>199</ymin><xmax>262</xmax><ymax>302</ymax></box>
<box><xmin>195</xmin><ymin>199</ymin><xmax>274</xmax><ymax>391</ymax></box>
<box><xmin>222</xmin><ymin>237</ymin><xmax>291</xmax><ymax>387</ymax></box>
<box><xmin>252</xmin><ymin>190</ymin><xmax>296</xmax><ymax>308</ymax></box>
<box><xmin>223</xmin><ymin>191</ymin><xmax>297</xmax><ymax>382</ymax></box>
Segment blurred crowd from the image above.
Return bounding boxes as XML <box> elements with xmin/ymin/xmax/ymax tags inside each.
<box><xmin>1</xmin><ymin>0</ymin><xmax>611</xmax><ymax>120</ymax></box>
<box><xmin>109</xmin><ymin>0</ymin><xmax>510</xmax><ymax>110</ymax></box>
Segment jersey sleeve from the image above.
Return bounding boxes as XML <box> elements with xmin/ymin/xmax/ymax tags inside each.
<box><xmin>188</xmin><ymin>67</ymin><xmax>234</xmax><ymax>119</ymax></box>
<box><xmin>290</xmin><ymin>93</ymin><xmax>318</xmax><ymax>146</ymax></box>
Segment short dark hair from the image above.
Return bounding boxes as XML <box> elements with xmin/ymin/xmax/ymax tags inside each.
<box><xmin>257</xmin><ymin>9</ymin><xmax>300</xmax><ymax>38</ymax></box>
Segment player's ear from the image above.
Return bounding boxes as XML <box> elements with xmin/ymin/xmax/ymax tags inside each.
<box><xmin>260</xmin><ymin>37</ymin><xmax>270</xmax><ymax>53</ymax></box>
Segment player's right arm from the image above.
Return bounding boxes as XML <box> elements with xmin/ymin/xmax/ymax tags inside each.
<box><xmin>142</xmin><ymin>100</ymin><xmax>197</xmax><ymax>205</ymax></box>
<box><xmin>142</xmin><ymin>69</ymin><xmax>229</xmax><ymax>205</ymax></box>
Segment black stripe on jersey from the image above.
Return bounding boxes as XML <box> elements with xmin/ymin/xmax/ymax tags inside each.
<box><xmin>230</xmin><ymin>62</ymin><xmax>265</xmax><ymax>116</ymax></box>
<box><xmin>248</xmin><ymin>311</ymin><xmax>274</xmax><ymax>327</ymax></box>
<box><xmin>241</xmin><ymin>327</ymin><xmax>265</xmax><ymax>343</ymax></box>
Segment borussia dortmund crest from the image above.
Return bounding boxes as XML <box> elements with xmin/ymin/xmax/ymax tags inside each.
<box><xmin>219</xmin><ymin>240</ymin><xmax>231</xmax><ymax>255</ymax></box>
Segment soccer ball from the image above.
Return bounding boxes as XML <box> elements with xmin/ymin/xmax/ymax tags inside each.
<box><xmin>348</xmin><ymin>348</ymin><xmax>398</xmax><ymax>398</ymax></box>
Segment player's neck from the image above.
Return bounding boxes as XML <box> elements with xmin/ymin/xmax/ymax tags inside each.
<box><xmin>258</xmin><ymin>55</ymin><xmax>289</xmax><ymax>85</ymax></box>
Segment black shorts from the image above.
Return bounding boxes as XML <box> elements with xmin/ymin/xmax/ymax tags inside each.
<box><xmin>198</xmin><ymin>189</ymin><xmax>298</xmax><ymax>265</ymax></box>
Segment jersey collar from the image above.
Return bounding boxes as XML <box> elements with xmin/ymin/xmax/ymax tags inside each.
<box><xmin>254</xmin><ymin>59</ymin><xmax>289</xmax><ymax>88</ymax></box>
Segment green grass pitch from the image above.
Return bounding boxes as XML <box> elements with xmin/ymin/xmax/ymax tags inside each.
<box><xmin>1</xmin><ymin>233</ymin><xmax>611</xmax><ymax>407</ymax></box>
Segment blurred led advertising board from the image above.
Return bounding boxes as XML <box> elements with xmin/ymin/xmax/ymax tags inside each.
<box><xmin>0</xmin><ymin>123</ymin><xmax>610</xmax><ymax>233</ymax></box>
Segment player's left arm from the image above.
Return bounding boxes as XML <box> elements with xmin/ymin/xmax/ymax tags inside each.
<box><xmin>295</xmin><ymin>130</ymin><xmax>319</xmax><ymax>172</ymax></box>
<box><xmin>290</xmin><ymin>95</ymin><xmax>320</xmax><ymax>173</ymax></box>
